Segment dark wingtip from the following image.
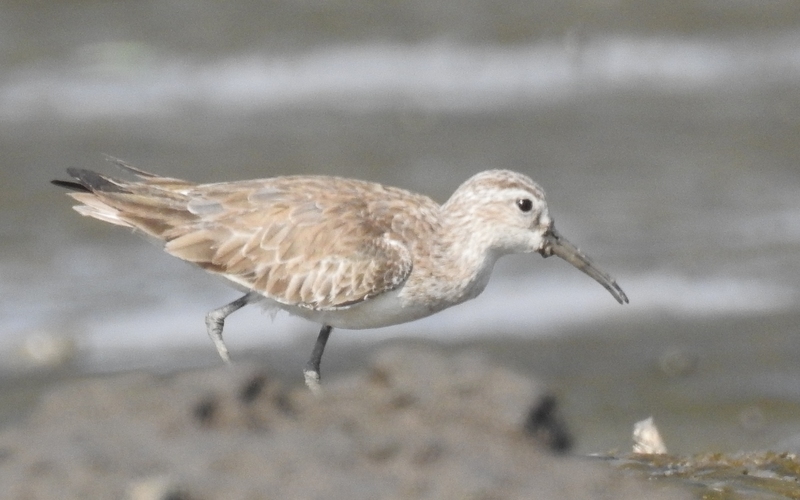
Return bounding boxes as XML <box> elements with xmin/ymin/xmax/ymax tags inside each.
<box><xmin>54</xmin><ymin>168</ymin><xmax>129</xmax><ymax>193</ymax></box>
<box><xmin>51</xmin><ymin>178</ymin><xmax>90</xmax><ymax>192</ymax></box>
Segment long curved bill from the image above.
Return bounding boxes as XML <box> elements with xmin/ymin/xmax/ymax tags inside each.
<box><xmin>540</xmin><ymin>228</ymin><xmax>629</xmax><ymax>305</ymax></box>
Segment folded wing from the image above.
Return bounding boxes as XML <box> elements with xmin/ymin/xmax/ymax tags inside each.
<box><xmin>56</xmin><ymin>165</ymin><xmax>416</xmax><ymax>310</ymax></box>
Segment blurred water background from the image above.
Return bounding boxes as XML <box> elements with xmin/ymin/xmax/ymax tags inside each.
<box><xmin>2</xmin><ymin>1</ymin><xmax>800</xmax><ymax>454</ymax></box>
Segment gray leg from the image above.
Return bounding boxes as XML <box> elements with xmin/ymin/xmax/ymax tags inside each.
<box><xmin>205</xmin><ymin>292</ymin><xmax>256</xmax><ymax>363</ymax></box>
<box><xmin>303</xmin><ymin>325</ymin><xmax>332</xmax><ymax>394</ymax></box>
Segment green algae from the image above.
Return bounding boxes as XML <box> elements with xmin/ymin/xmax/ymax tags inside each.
<box><xmin>602</xmin><ymin>451</ymin><xmax>800</xmax><ymax>499</ymax></box>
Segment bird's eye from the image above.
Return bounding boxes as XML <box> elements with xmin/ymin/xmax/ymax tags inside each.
<box><xmin>516</xmin><ymin>198</ymin><xmax>533</xmax><ymax>212</ymax></box>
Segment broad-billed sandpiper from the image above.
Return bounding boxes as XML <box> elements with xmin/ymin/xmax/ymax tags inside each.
<box><xmin>53</xmin><ymin>159</ymin><xmax>628</xmax><ymax>392</ymax></box>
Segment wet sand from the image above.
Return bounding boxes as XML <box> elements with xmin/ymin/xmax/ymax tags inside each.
<box><xmin>3</xmin><ymin>307</ymin><xmax>800</xmax><ymax>498</ymax></box>
<box><xmin>5</xmin><ymin>308</ymin><xmax>800</xmax><ymax>456</ymax></box>
<box><xmin>0</xmin><ymin>345</ymin><xmax>692</xmax><ymax>500</ymax></box>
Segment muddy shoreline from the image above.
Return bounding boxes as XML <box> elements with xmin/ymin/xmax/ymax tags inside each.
<box><xmin>0</xmin><ymin>345</ymin><xmax>693</xmax><ymax>500</ymax></box>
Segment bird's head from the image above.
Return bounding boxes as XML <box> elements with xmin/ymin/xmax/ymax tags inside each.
<box><xmin>445</xmin><ymin>170</ymin><xmax>628</xmax><ymax>304</ymax></box>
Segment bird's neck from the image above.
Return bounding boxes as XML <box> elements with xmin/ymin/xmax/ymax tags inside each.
<box><xmin>400</xmin><ymin>212</ymin><xmax>500</xmax><ymax>310</ymax></box>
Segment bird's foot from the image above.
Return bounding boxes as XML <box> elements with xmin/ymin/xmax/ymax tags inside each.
<box><xmin>211</xmin><ymin>334</ymin><xmax>232</xmax><ymax>364</ymax></box>
<box><xmin>205</xmin><ymin>316</ymin><xmax>232</xmax><ymax>364</ymax></box>
<box><xmin>303</xmin><ymin>368</ymin><xmax>322</xmax><ymax>396</ymax></box>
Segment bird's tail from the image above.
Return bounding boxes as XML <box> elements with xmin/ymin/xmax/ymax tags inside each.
<box><xmin>51</xmin><ymin>157</ymin><xmax>198</xmax><ymax>239</ymax></box>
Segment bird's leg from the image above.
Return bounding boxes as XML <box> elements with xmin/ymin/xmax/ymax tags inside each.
<box><xmin>205</xmin><ymin>292</ymin><xmax>256</xmax><ymax>363</ymax></box>
<box><xmin>303</xmin><ymin>324</ymin><xmax>333</xmax><ymax>395</ymax></box>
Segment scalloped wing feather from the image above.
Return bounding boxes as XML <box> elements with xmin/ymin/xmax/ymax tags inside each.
<box><xmin>165</xmin><ymin>177</ymin><xmax>420</xmax><ymax>309</ymax></box>
<box><xmin>67</xmin><ymin>169</ymin><xmax>434</xmax><ymax>310</ymax></box>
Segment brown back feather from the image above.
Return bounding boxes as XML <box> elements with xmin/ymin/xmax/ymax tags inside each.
<box><xmin>61</xmin><ymin>166</ymin><xmax>439</xmax><ymax>310</ymax></box>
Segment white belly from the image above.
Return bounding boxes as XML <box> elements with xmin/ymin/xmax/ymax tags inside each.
<box><xmin>261</xmin><ymin>288</ymin><xmax>440</xmax><ymax>330</ymax></box>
